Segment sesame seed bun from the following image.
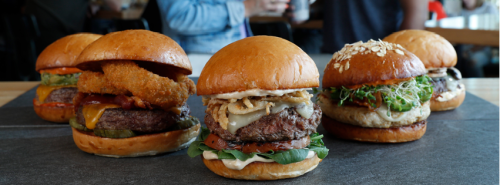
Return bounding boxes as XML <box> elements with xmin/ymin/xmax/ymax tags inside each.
<box><xmin>36</xmin><ymin>33</ymin><xmax>102</xmax><ymax>71</ymax></box>
<box><xmin>196</xmin><ymin>36</ymin><xmax>319</xmax><ymax>96</ymax></box>
<box><xmin>75</xmin><ymin>30</ymin><xmax>192</xmax><ymax>75</ymax></box>
<box><xmin>322</xmin><ymin>40</ymin><xmax>426</xmax><ymax>88</ymax></box>
<box><xmin>383</xmin><ymin>30</ymin><xmax>457</xmax><ymax>68</ymax></box>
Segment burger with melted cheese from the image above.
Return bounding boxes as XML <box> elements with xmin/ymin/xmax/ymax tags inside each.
<box><xmin>71</xmin><ymin>30</ymin><xmax>200</xmax><ymax>158</ymax></box>
<box><xmin>318</xmin><ymin>40</ymin><xmax>433</xmax><ymax>143</ymax></box>
<box><xmin>188</xmin><ymin>36</ymin><xmax>328</xmax><ymax>180</ymax></box>
<box><xmin>34</xmin><ymin>33</ymin><xmax>102</xmax><ymax>123</ymax></box>
<box><xmin>383</xmin><ymin>30</ymin><xmax>464</xmax><ymax>111</ymax></box>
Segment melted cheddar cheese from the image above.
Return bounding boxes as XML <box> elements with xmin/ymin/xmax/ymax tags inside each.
<box><xmin>82</xmin><ymin>104</ymin><xmax>120</xmax><ymax>129</ymax></box>
<box><xmin>36</xmin><ymin>84</ymin><xmax>76</xmax><ymax>103</ymax></box>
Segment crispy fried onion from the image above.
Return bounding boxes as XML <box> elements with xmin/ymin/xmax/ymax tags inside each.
<box><xmin>100</xmin><ymin>60</ymin><xmax>196</xmax><ymax>111</ymax></box>
<box><xmin>78</xmin><ymin>71</ymin><xmax>131</xmax><ymax>95</ymax></box>
<box><xmin>205</xmin><ymin>90</ymin><xmax>312</xmax><ymax>130</ymax></box>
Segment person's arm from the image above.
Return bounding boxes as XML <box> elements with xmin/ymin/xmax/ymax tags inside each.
<box><xmin>399</xmin><ymin>0</ymin><xmax>428</xmax><ymax>30</ymax></box>
<box><xmin>157</xmin><ymin>0</ymin><xmax>245</xmax><ymax>35</ymax></box>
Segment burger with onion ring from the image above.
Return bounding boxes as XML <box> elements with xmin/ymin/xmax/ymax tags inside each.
<box><xmin>34</xmin><ymin>33</ymin><xmax>102</xmax><ymax>123</ymax></box>
<box><xmin>188</xmin><ymin>36</ymin><xmax>328</xmax><ymax>180</ymax></box>
<box><xmin>318</xmin><ymin>39</ymin><xmax>433</xmax><ymax>143</ymax></box>
<box><xmin>71</xmin><ymin>30</ymin><xmax>200</xmax><ymax>158</ymax></box>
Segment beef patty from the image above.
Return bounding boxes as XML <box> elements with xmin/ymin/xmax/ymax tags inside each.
<box><xmin>205</xmin><ymin>103</ymin><xmax>322</xmax><ymax>142</ymax></box>
<box><xmin>75</xmin><ymin>103</ymin><xmax>190</xmax><ymax>133</ymax></box>
<box><xmin>430</xmin><ymin>77</ymin><xmax>461</xmax><ymax>94</ymax></box>
<box><xmin>42</xmin><ymin>87</ymin><xmax>78</xmax><ymax>104</ymax></box>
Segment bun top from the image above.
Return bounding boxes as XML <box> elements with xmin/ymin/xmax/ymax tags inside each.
<box><xmin>197</xmin><ymin>36</ymin><xmax>319</xmax><ymax>96</ymax></box>
<box><xmin>322</xmin><ymin>40</ymin><xmax>426</xmax><ymax>88</ymax></box>
<box><xmin>36</xmin><ymin>33</ymin><xmax>102</xmax><ymax>71</ymax></box>
<box><xmin>383</xmin><ymin>30</ymin><xmax>457</xmax><ymax>68</ymax></box>
<box><xmin>75</xmin><ymin>30</ymin><xmax>192</xmax><ymax>75</ymax></box>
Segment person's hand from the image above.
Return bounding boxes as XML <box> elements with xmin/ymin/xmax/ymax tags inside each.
<box><xmin>244</xmin><ymin>0</ymin><xmax>290</xmax><ymax>17</ymax></box>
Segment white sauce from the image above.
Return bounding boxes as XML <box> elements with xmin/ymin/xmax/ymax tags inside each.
<box><xmin>202</xmin><ymin>150</ymin><xmax>316</xmax><ymax>170</ymax></box>
<box><xmin>375</xmin><ymin>104</ymin><xmax>409</xmax><ymax>122</ymax></box>
<box><xmin>437</xmin><ymin>84</ymin><xmax>465</xmax><ymax>102</ymax></box>
<box><xmin>204</xmin><ymin>88</ymin><xmax>312</xmax><ymax>100</ymax></box>
<box><xmin>226</xmin><ymin>101</ymin><xmax>315</xmax><ymax>134</ymax></box>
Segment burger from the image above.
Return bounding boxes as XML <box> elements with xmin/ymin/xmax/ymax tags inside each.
<box><xmin>188</xmin><ymin>36</ymin><xmax>328</xmax><ymax>180</ymax></box>
<box><xmin>34</xmin><ymin>33</ymin><xmax>102</xmax><ymax>123</ymax></box>
<box><xmin>71</xmin><ymin>30</ymin><xmax>200</xmax><ymax>158</ymax></box>
<box><xmin>318</xmin><ymin>40</ymin><xmax>433</xmax><ymax>143</ymax></box>
<box><xmin>383</xmin><ymin>30</ymin><xmax>464</xmax><ymax>111</ymax></box>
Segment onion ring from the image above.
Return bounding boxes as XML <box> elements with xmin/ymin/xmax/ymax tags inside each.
<box><xmin>101</xmin><ymin>60</ymin><xmax>196</xmax><ymax>111</ymax></box>
<box><xmin>77</xmin><ymin>71</ymin><xmax>130</xmax><ymax>95</ymax></box>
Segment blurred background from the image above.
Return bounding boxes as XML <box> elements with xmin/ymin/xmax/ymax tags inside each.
<box><xmin>0</xmin><ymin>0</ymin><xmax>498</xmax><ymax>81</ymax></box>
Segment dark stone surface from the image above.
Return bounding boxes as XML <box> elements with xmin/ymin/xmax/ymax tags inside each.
<box><xmin>0</xmin><ymin>77</ymin><xmax>498</xmax><ymax>184</ymax></box>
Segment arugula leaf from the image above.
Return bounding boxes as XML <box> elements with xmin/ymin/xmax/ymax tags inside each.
<box><xmin>309</xmin><ymin>146</ymin><xmax>329</xmax><ymax>159</ymax></box>
<box><xmin>199</xmin><ymin>127</ymin><xmax>211</xmax><ymax>141</ymax></box>
<box><xmin>187</xmin><ymin>141</ymin><xmax>204</xmax><ymax>158</ymax></box>
<box><xmin>217</xmin><ymin>150</ymin><xmax>236</xmax><ymax>160</ymax></box>
<box><xmin>258</xmin><ymin>149</ymin><xmax>309</xmax><ymax>165</ymax></box>
<box><xmin>222</xmin><ymin>149</ymin><xmax>257</xmax><ymax>161</ymax></box>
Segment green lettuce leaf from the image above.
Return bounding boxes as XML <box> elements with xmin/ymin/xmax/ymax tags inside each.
<box><xmin>186</xmin><ymin>127</ymin><xmax>329</xmax><ymax>165</ymax></box>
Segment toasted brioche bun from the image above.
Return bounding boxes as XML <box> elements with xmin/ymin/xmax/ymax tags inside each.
<box><xmin>431</xmin><ymin>89</ymin><xmax>466</xmax><ymax>111</ymax></box>
<box><xmin>33</xmin><ymin>99</ymin><xmax>74</xmax><ymax>123</ymax></box>
<box><xmin>322</xmin><ymin>41</ymin><xmax>426</xmax><ymax>88</ymax></box>
<box><xmin>322</xmin><ymin>116</ymin><xmax>427</xmax><ymax>143</ymax></box>
<box><xmin>36</xmin><ymin>33</ymin><xmax>102</xmax><ymax>71</ymax></box>
<box><xmin>383</xmin><ymin>30</ymin><xmax>457</xmax><ymax>68</ymax></box>
<box><xmin>72</xmin><ymin>123</ymin><xmax>200</xmax><ymax>158</ymax></box>
<box><xmin>75</xmin><ymin>30</ymin><xmax>192</xmax><ymax>75</ymax></box>
<box><xmin>202</xmin><ymin>155</ymin><xmax>321</xmax><ymax>180</ymax></box>
<box><xmin>196</xmin><ymin>36</ymin><xmax>319</xmax><ymax>96</ymax></box>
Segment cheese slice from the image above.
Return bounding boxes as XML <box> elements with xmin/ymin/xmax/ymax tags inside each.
<box><xmin>82</xmin><ymin>104</ymin><xmax>120</xmax><ymax>129</ymax></box>
<box><xmin>36</xmin><ymin>84</ymin><xmax>76</xmax><ymax>103</ymax></box>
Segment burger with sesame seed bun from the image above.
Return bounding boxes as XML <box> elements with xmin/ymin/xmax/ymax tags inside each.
<box><xmin>383</xmin><ymin>30</ymin><xmax>464</xmax><ymax>111</ymax></box>
<box><xmin>317</xmin><ymin>39</ymin><xmax>433</xmax><ymax>143</ymax></box>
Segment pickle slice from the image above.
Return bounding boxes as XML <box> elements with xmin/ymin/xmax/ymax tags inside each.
<box><xmin>69</xmin><ymin>117</ymin><xmax>92</xmax><ymax>132</ymax></box>
<box><xmin>93</xmin><ymin>129</ymin><xmax>136</xmax><ymax>138</ymax></box>
<box><xmin>171</xmin><ymin>116</ymin><xmax>200</xmax><ymax>130</ymax></box>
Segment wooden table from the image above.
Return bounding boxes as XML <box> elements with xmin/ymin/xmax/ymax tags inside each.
<box><xmin>425</xmin><ymin>14</ymin><xmax>499</xmax><ymax>46</ymax></box>
<box><xmin>0</xmin><ymin>78</ymin><xmax>498</xmax><ymax>107</ymax></box>
<box><xmin>251</xmin><ymin>14</ymin><xmax>499</xmax><ymax>46</ymax></box>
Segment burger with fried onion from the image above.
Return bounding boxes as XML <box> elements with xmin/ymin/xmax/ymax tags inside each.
<box><xmin>71</xmin><ymin>30</ymin><xmax>200</xmax><ymax>158</ymax></box>
<box><xmin>318</xmin><ymin>40</ymin><xmax>433</xmax><ymax>143</ymax></box>
<box><xmin>34</xmin><ymin>33</ymin><xmax>102</xmax><ymax>123</ymax></box>
<box><xmin>383</xmin><ymin>30</ymin><xmax>464</xmax><ymax>111</ymax></box>
<box><xmin>188</xmin><ymin>36</ymin><xmax>328</xmax><ymax>180</ymax></box>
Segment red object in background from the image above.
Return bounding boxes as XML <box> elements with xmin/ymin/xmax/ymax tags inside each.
<box><xmin>429</xmin><ymin>1</ymin><xmax>447</xmax><ymax>20</ymax></box>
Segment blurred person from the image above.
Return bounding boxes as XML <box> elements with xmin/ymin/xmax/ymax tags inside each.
<box><xmin>457</xmin><ymin>0</ymin><xmax>498</xmax><ymax>77</ymax></box>
<box><xmin>157</xmin><ymin>0</ymin><xmax>288</xmax><ymax>54</ymax></box>
<box><xmin>289</xmin><ymin>0</ymin><xmax>427</xmax><ymax>53</ymax></box>
<box><xmin>461</xmin><ymin>0</ymin><xmax>498</xmax><ymax>16</ymax></box>
<box><xmin>23</xmin><ymin>0</ymin><xmax>89</xmax><ymax>55</ymax></box>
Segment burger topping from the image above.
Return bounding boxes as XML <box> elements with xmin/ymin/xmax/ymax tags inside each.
<box><xmin>41</xmin><ymin>72</ymin><xmax>80</xmax><ymax>86</ymax></box>
<box><xmin>188</xmin><ymin>127</ymin><xmax>328</xmax><ymax>170</ymax></box>
<box><xmin>318</xmin><ymin>75</ymin><xmax>433</xmax><ymax>117</ymax></box>
<box><xmin>203</xmin><ymin>90</ymin><xmax>314</xmax><ymax>134</ymax></box>
<box><xmin>82</xmin><ymin>104</ymin><xmax>121</xmax><ymax>129</ymax></box>
<box><xmin>204</xmin><ymin>88</ymin><xmax>312</xmax><ymax>100</ymax></box>
<box><xmin>430</xmin><ymin>68</ymin><xmax>464</xmax><ymax>101</ymax></box>
<box><xmin>427</xmin><ymin>67</ymin><xmax>447</xmax><ymax>78</ymax></box>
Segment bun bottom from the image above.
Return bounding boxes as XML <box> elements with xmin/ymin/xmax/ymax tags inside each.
<box><xmin>33</xmin><ymin>99</ymin><xmax>74</xmax><ymax>123</ymax></box>
<box><xmin>322</xmin><ymin>116</ymin><xmax>426</xmax><ymax>143</ymax></box>
<box><xmin>430</xmin><ymin>90</ymin><xmax>466</xmax><ymax>111</ymax></box>
<box><xmin>202</xmin><ymin>155</ymin><xmax>321</xmax><ymax>180</ymax></box>
<box><xmin>72</xmin><ymin>123</ymin><xmax>200</xmax><ymax>158</ymax></box>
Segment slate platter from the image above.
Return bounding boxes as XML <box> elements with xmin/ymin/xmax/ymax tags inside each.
<box><xmin>0</xmin><ymin>77</ymin><xmax>498</xmax><ymax>184</ymax></box>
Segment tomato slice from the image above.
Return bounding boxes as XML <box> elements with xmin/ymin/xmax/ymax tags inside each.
<box><xmin>39</xmin><ymin>67</ymin><xmax>82</xmax><ymax>75</ymax></box>
<box><xmin>33</xmin><ymin>98</ymin><xmax>72</xmax><ymax>107</ymax></box>
<box><xmin>203</xmin><ymin>133</ymin><xmax>310</xmax><ymax>154</ymax></box>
